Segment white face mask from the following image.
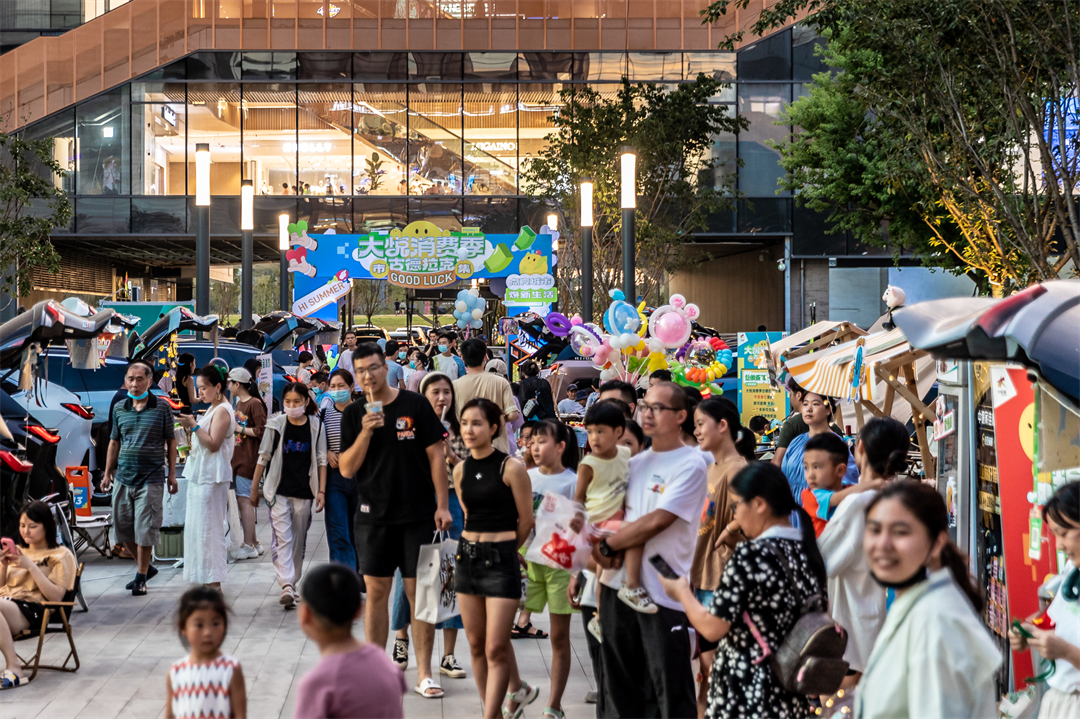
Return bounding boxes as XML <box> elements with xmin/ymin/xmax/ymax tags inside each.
<box><xmin>284</xmin><ymin>406</ymin><xmax>306</xmax><ymax>419</ymax></box>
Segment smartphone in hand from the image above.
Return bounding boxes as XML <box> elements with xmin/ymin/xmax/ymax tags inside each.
<box><xmin>649</xmin><ymin>554</ymin><xmax>679</xmax><ymax>580</ymax></box>
<box><xmin>0</xmin><ymin>537</ymin><xmax>19</xmax><ymax>558</ymax></box>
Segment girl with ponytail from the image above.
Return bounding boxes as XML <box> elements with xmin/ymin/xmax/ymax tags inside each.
<box><xmin>856</xmin><ymin>481</ymin><xmax>1000</xmax><ymax>719</ymax></box>
<box><xmin>818</xmin><ymin>417</ymin><xmax>911</xmax><ymax>681</ymax></box>
<box><xmin>659</xmin><ymin>462</ymin><xmax>827</xmax><ymax>719</ymax></box>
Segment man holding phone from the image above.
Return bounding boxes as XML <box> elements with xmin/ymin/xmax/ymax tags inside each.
<box><xmin>339</xmin><ymin>342</ymin><xmax>452</xmax><ymax>699</ymax></box>
<box><xmin>591</xmin><ymin>382</ymin><xmax>707</xmax><ymax>718</ymax></box>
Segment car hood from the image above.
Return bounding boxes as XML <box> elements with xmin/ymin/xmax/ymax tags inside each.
<box><xmin>129</xmin><ymin>307</ymin><xmax>219</xmax><ymax>361</ymax></box>
<box><xmin>236</xmin><ymin>311</ymin><xmax>318</xmax><ymax>352</ymax></box>
<box><xmin>296</xmin><ymin>318</ymin><xmax>343</xmax><ymax>348</ymax></box>
<box><xmin>0</xmin><ymin>301</ymin><xmax>118</xmax><ymax>369</ymax></box>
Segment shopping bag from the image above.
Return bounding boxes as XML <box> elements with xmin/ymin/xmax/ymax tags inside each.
<box><xmin>415</xmin><ymin>532</ymin><xmax>460</xmax><ymax>625</ymax></box>
<box><xmin>524</xmin><ymin>492</ymin><xmax>593</xmax><ymax>575</ymax></box>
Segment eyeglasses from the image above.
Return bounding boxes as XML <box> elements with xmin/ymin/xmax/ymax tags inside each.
<box><xmin>354</xmin><ymin>363</ymin><xmax>386</xmax><ymax>376</ymax></box>
<box><xmin>638</xmin><ymin>402</ymin><xmax>678</xmax><ymax>416</ymax></box>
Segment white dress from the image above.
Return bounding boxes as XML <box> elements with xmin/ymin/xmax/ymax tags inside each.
<box><xmin>183</xmin><ymin>403</ymin><xmax>236</xmax><ymax>584</ymax></box>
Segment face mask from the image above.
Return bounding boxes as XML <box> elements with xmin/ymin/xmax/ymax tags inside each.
<box><xmin>284</xmin><ymin>406</ymin><xmax>307</xmax><ymax>419</ymax></box>
<box><xmin>869</xmin><ymin>546</ymin><xmax>933</xmax><ymax>591</ymax></box>
<box><xmin>409</xmin><ymin>361</ymin><xmax>416</xmax><ymax>369</ymax></box>
<box><xmin>328</xmin><ymin>390</ymin><xmax>351</xmax><ymax>404</ymax></box>
<box><xmin>127</xmin><ymin>389</ymin><xmax>149</xmax><ymax>401</ymax></box>
<box><xmin>398</xmin><ymin>351</ymin><xmax>407</xmax><ymax>359</ymax></box>
<box><xmin>438</xmin><ymin>344</ymin><xmax>448</xmax><ymax>353</ymax></box>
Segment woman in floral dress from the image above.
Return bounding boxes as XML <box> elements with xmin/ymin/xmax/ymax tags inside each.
<box><xmin>659</xmin><ymin>462</ymin><xmax>827</xmax><ymax>719</ymax></box>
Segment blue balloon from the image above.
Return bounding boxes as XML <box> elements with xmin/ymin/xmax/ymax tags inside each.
<box><xmin>604</xmin><ymin>300</ymin><xmax>640</xmax><ymax>336</ymax></box>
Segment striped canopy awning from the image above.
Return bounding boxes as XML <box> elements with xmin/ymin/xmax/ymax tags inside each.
<box><xmin>783</xmin><ymin>328</ymin><xmax>911</xmax><ymax>401</ymax></box>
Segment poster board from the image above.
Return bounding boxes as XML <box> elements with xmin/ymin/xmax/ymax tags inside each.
<box><xmin>257</xmin><ymin>353</ymin><xmax>273</xmax><ymax>416</ymax></box>
<box><xmin>737</xmin><ymin>332</ymin><xmax>789</xmax><ymax>426</ymax></box>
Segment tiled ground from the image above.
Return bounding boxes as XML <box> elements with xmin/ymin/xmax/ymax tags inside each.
<box><xmin>2</xmin><ymin>511</ymin><xmax>600</xmax><ymax>719</ymax></box>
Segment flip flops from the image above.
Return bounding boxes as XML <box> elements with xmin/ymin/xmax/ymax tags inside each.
<box><xmin>413</xmin><ymin>677</ymin><xmax>444</xmax><ymax>699</ymax></box>
<box><xmin>0</xmin><ymin>671</ymin><xmax>27</xmax><ymax>689</ymax></box>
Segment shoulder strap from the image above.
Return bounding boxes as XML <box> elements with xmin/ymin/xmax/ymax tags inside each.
<box><xmin>760</xmin><ymin>538</ymin><xmax>821</xmax><ymax>609</ymax></box>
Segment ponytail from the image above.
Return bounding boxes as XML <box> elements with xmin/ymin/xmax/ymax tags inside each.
<box><xmin>697</xmin><ymin>397</ymin><xmax>757</xmax><ymax>461</ymax></box>
<box><xmin>868</xmin><ymin>481</ymin><xmax>983</xmax><ymax>613</ymax></box>
<box><xmin>858</xmin><ymin>417</ymin><xmax>911</xmax><ymax>477</ymax></box>
<box><xmin>730</xmin><ymin>463</ymin><xmax>827</xmax><ymax>590</ymax></box>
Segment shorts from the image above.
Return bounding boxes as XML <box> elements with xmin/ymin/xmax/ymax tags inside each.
<box><xmin>525</xmin><ymin>560</ymin><xmax>576</xmax><ymax>615</ymax></box>
<box><xmin>593</xmin><ymin>509</ymin><xmax>625</xmax><ymax>536</ymax></box>
<box><xmin>455</xmin><ymin>538</ymin><xmax>521</xmax><ymax>600</ymax></box>
<box><xmin>234</xmin><ymin>476</ymin><xmax>253</xmax><ymax>498</ymax></box>
<box><xmin>111</xmin><ymin>482</ymin><xmax>164</xmax><ymax>547</ymax></box>
<box><xmin>695</xmin><ymin>589</ymin><xmax>719</xmax><ymax>653</ymax></box>
<box><xmin>354</xmin><ymin>519</ymin><xmax>436</xmax><ymax>579</ymax></box>
<box><xmin>1</xmin><ymin>597</ymin><xmax>45</xmax><ymax>633</ymax></box>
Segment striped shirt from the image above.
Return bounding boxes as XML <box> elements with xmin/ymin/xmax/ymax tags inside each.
<box><xmin>169</xmin><ymin>653</ymin><xmax>239</xmax><ymax>719</ymax></box>
<box><xmin>322</xmin><ymin>403</ymin><xmax>345</xmax><ymax>452</ymax></box>
<box><xmin>110</xmin><ymin>394</ymin><xmax>174</xmax><ymax>487</ymax></box>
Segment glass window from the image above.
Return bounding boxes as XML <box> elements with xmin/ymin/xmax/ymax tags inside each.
<box><xmin>685</xmin><ymin>52</ymin><xmax>736</xmax><ymax>82</ymax></box>
<box><xmin>301</xmin><ymin>197</ymin><xmax>353</xmax><ymax>233</ymax></box>
<box><xmin>187</xmin><ymin>52</ymin><xmax>243</xmax><ymax>81</ymax></box>
<box><xmin>297</xmin><ymin>52</ymin><xmax>352</xmax><ymax>81</ymax></box>
<box><xmin>792</xmin><ymin>25</ymin><xmax>828</xmax><ymax>82</ymax></box>
<box><xmin>76</xmin><ymin>197</ymin><xmax>131</xmax><ymax>233</ymax></box>
<box><xmin>20</xmin><ymin>110</ymin><xmax>75</xmax><ymax>195</ymax></box>
<box><xmin>463</xmin><ymin>197</ymin><xmax>519</xmax><ymax>233</ymax></box>
<box><xmin>792</xmin><ymin>204</ymin><xmax>846</xmax><ymax>256</ymax></box>
<box><xmin>519</xmin><ymin>52</ymin><xmax>577</xmax><ymax>82</ymax></box>
<box><xmin>253</xmin><ymin>195</ymin><xmax>298</xmax><ymax>233</ymax></box>
<box><xmin>410</xmin><ymin>53</ymin><xmax>463</xmax><ymax>81</ymax></box>
<box><xmin>133</xmin><ymin>102</ymin><xmax>186</xmax><ymax>195</ymax></box>
<box><xmin>465</xmin><ymin>53</ymin><xmax>518</xmax><ymax>81</ymax></box>
<box><xmin>737</xmin><ymin>84</ymin><xmax>791</xmax><ymax>196</ymax></box>
<box><xmin>186</xmin><ymin>83</ymin><xmax>242</xmax><ymax>196</ymax></box>
<box><xmin>627</xmin><ymin>52</ymin><xmax>682</xmax><ymax>81</ymax></box>
<box><xmin>464</xmin><ymin>85</ymin><xmax>518</xmax><ymax>195</ymax></box>
<box><xmin>76</xmin><ymin>86</ymin><xmax>130</xmax><ymax>195</ymax></box>
<box><xmin>737</xmin><ymin>30</ymin><xmax>791</xmax><ymax>81</ymax></box>
<box><xmin>708</xmin><ymin>130</ymin><xmax>737</xmax><ymax>194</ymax></box>
<box><xmin>297</xmin><ymin>85</ymin><xmax>353</xmax><ymax>197</ymax></box>
<box><xmin>132</xmin><ymin>197</ymin><xmax>187</xmax><ymax>233</ymax></box>
<box><xmin>581</xmin><ymin>53</ymin><xmax>627</xmax><ymax>81</ymax></box>
<box><xmin>408</xmin><ymin>84</ymin><xmax>463</xmax><ymax>196</ymax></box>
<box><xmin>737</xmin><ymin>198</ymin><xmax>790</xmax><ymax>234</ymax></box>
<box><xmin>131</xmin><ymin>82</ymin><xmax>173</xmax><ymax>103</ymax></box>
<box><xmin>242</xmin><ymin>52</ymin><xmax>298</xmax><ymax>80</ymax></box>
<box><xmin>352</xmin><ymin>86</ymin><xmax>409</xmax><ymax>195</ymax></box>
<box><xmin>240</xmin><ymin>84</ymin><xmax>296</xmax><ymax>196</ymax></box>
<box><xmin>353</xmin><ymin>52</ymin><xmax>409</xmax><ymax>81</ymax></box>
<box><xmin>407</xmin><ymin>197</ymin><xmax>462</xmax><ymax>232</ymax></box>
<box><xmin>207</xmin><ymin>196</ymin><xmax>241</xmax><ymax>235</ymax></box>
<box><xmin>518</xmin><ymin>88</ymin><xmax>563</xmax><ymax>188</ymax></box>
<box><xmin>354</xmin><ymin>196</ymin><xmax>407</xmax><ymax>233</ymax></box>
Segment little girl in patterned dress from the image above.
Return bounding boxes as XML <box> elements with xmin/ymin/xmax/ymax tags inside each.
<box><xmin>166</xmin><ymin>587</ymin><xmax>247</xmax><ymax>719</ymax></box>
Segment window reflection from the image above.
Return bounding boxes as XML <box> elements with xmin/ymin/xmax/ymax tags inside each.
<box><xmin>408</xmin><ymin>84</ymin><xmax>463</xmax><ymax>196</ymax></box>
<box><xmin>133</xmin><ymin>102</ymin><xmax>186</xmax><ymax>195</ymax></box>
<box><xmin>76</xmin><ymin>86</ymin><xmax>129</xmax><ymax>195</ymax></box>
<box><xmin>297</xmin><ymin>85</ymin><xmax>352</xmax><ymax>195</ymax></box>
<box><xmin>186</xmin><ymin>83</ymin><xmax>242</xmax><ymax>196</ymax></box>
<box><xmin>464</xmin><ymin>85</ymin><xmax>518</xmax><ymax>195</ymax></box>
<box><xmin>737</xmin><ymin>83</ymin><xmax>791</xmax><ymax>197</ymax></box>
<box><xmin>352</xmin><ymin>87</ymin><xmax>409</xmax><ymax>195</ymax></box>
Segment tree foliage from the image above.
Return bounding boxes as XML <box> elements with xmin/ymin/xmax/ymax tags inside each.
<box><xmin>521</xmin><ymin>78</ymin><xmax>747</xmax><ymax>318</ymax></box>
<box><xmin>352</xmin><ymin>280</ymin><xmax>384</xmax><ymax>325</ymax></box>
<box><xmin>0</xmin><ymin>126</ymin><xmax>72</xmax><ymax>304</ymax></box>
<box><xmin>706</xmin><ymin>0</ymin><xmax>1080</xmax><ymax>293</ymax></box>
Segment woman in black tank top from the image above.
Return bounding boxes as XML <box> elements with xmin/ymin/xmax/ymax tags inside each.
<box><xmin>454</xmin><ymin>398</ymin><xmax>539</xmax><ymax>719</ymax></box>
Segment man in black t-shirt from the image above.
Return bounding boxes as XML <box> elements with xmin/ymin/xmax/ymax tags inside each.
<box><xmin>339</xmin><ymin>342</ymin><xmax>451</xmax><ymax>698</ymax></box>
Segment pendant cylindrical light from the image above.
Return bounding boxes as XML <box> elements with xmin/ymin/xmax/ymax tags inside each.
<box><xmin>240</xmin><ymin>179</ymin><xmax>253</xmax><ymax>231</ymax></box>
<box><xmin>195</xmin><ymin>143</ymin><xmax>211</xmax><ymax>207</ymax></box>
<box><xmin>620</xmin><ymin>148</ymin><xmax>636</xmax><ymax>210</ymax></box>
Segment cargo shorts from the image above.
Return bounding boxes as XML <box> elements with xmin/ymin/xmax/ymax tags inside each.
<box><xmin>111</xmin><ymin>483</ymin><xmax>164</xmax><ymax>547</ymax></box>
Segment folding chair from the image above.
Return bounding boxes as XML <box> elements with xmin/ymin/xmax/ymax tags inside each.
<box><xmin>47</xmin><ymin>500</ymin><xmax>88</xmax><ymax>612</ymax></box>
<box><xmin>13</xmin><ymin>563</ymin><xmax>83</xmax><ymax>682</ymax></box>
<box><xmin>71</xmin><ymin>513</ymin><xmax>113</xmax><ymax>560</ymax></box>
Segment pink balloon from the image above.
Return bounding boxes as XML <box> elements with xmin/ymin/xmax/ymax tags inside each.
<box><xmin>653</xmin><ymin>310</ymin><xmax>689</xmax><ymax>346</ymax></box>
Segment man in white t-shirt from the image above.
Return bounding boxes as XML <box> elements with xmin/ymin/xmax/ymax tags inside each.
<box><xmin>594</xmin><ymin>381</ymin><xmax>706</xmax><ymax>719</ymax></box>
<box><xmin>337</xmin><ymin>330</ymin><xmax>357</xmax><ymax>389</ymax></box>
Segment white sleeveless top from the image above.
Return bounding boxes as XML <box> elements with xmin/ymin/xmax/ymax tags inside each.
<box><xmin>183</xmin><ymin>402</ymin><xmax>236</xmax><ymax>485</ymax></box>
<box><xmin>169</xmin><ymin>653</ymin><xmax>239</xmax><ymax>719</ymax></box>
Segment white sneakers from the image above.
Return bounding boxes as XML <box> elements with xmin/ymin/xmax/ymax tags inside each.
<box><xmin>235</xmin><ymin>544</ymin><xmax>259</xmax><ymax>560</ymax></box>
<box><xmin>617</xmin><ymin>586</ymin><xmax>659</xmax><ymax>614</ymax></box>
<box><xmin>279</xmin><ymin>585</ymin><xmax>298</xmax><ymax>608</ymax></box>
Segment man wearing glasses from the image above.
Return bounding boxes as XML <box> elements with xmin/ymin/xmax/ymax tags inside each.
<box><xmin>592</xmin><ymin>381</ymin><xmax>707</xmax><ymax>718</ymax></box>
<box><xmin>339</xmin><ymin>342</ymin><xmax>453</xmax><ymax>699</ymax></box>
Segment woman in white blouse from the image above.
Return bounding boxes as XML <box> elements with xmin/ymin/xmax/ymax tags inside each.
<box><xmin>855</xmin><ymin>481</ymin><xmax>1000</xmax><ymax>719</ymax></box>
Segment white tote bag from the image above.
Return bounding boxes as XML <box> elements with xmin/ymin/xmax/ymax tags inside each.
<box><xmin>415</xmin><ymin>532</ymin><xmax>461</xmax><ymax>625</ymax></box>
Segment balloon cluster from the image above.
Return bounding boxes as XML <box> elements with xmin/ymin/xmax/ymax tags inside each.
<box><xmin>453</xmin><ymin>289</ymin><xmax>486</xmax><ymax>330</ymax></box>
<box><xmin>671</xmin><ymin>337</ymin><xmax>732</xmax><ymax>395</ymax></box>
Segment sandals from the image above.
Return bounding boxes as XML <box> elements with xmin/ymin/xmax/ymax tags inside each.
<box><xmin>413</xmin><ymin>677</ymin><xmax>444</xmax><ymax>699</ymax></box>
<box><xmin>540</xmin><ymin>709</ymin><xmax>565</xmax><ymax>719</ymax></box>
<box><xmin>502</xmin><ymin>680</ymin><xmax>539</xmax><ymax>719</ymax></box>
<box><xmin>0</xmin><ymin>671</ymin><xmax>27</xmax><ymax>689</ymax></box>
<box><xmin>510</xmin><ymin>621</ymin><xmax>549</xmax><ymax>639</ymax></box>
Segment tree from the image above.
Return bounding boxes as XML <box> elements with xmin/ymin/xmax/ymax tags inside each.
<box><xmin>211</xmin><ymin>268</ymin><xmax>241</xmax><ymax>326</ymax></box>
<box><xmin>521</xmin><ymin>78</ymin><xmax>747</xmax><ymax>319</ymax></box>
<box><xmin>352</xmin><ymin>280</ymin><xmax>384</xmax><ymax>325</ymax></box>
<box><xmin>253</xmin><ymin>265</ymin><xmax>280</xmax><ymax>316</ymax></box>
<box><xmin>706</xmin><ymin>0</ymin><xmax>1080</xmax><ymax>293</ymax></box>
<box><xmin>0</xmin><ymin>125</ymin><xmax>72</xmax><ymax>309</ymax></box>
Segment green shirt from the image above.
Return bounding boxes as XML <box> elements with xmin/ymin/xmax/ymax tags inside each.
<box><xmin>110</xmin><ymin>394</ymin><xmax>175</xmax><ymax>487</ymax></box>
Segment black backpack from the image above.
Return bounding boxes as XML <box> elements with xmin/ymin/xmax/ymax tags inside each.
<box><xmin>744</xmin><ymin>540</ymin><xmax>849</xmax><ymax>695</ymax></box>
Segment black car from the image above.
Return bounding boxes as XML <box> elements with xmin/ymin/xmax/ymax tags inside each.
<box><xmin>0</xmin><ymin>390</ymin><xmax>69</xmax><ymax>540</ymax></box>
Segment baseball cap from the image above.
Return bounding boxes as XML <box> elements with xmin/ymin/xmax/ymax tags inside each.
<box><xmin>227</xmin><ymin>367</ymin><xmax>252</xmax><ymax>383</ymax></box>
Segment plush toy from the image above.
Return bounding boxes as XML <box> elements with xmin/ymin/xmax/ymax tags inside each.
<box><xmin>882</xmin><ymin>285</ymin><xmax>906</xmax><ymax>330</ymax></box>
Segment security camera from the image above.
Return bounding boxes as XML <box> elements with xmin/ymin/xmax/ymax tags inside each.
<box><xmin>777</xmin><ymin>258</ymin><xmax>786</xmax><ymax>272</ymax></box>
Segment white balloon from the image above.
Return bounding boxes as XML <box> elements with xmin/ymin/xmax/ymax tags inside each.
<box><xmin>469</xmin><ymin>289</ymin><xmax>480</xmax><ymax>298</ymax></box>
<box><xmin>455</xmin><ymin>300</ymin><xmax>467</xmax><ymax>312</ymax></box>
<box><xmin>600</xmin><ymin>368</ymin><xmax>617</xmax><ymax>381</ymax></box>
<box><xmin>471</xmin><ymin>308</ymin><xmax>484</xmax><ymax>320</ymax></box>
<box><xmin>470</xmin><ymin>318</ymin><xmax>483</xmax><ymax>329</ymax></box>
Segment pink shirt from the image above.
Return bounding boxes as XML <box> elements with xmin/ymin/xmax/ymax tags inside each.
<box><xmin>294</xmin><ymin>645</ymin><xmax>407</xmax><ymax>719</ymax></box>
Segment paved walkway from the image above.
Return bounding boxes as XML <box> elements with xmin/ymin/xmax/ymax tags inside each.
<box><xmin>2</xmin><ymin>511</ymin><xmax>601</xmax><ymax>719</ymax></box>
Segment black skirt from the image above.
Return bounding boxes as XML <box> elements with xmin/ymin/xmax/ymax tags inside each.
<box><xmin>454</xmin><ymin>538</ymin><xmax>521</xmax><ymax>600</ymax></box>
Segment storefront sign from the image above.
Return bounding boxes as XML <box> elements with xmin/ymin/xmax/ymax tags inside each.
<box><xmin>504</xmin><ymin>273</ymin><xmax>557</xmax><ymax>304</ymax></box>
<box><xmin>932</xmin><ymin>409</ymin><xmax>955</xmax><ymax>441</ymax></box>
<box><xmin>161</xmin><ymin>106</ymin><xmax>177</xmax><ymax>127</ymax></box>
<box><xmin>292</xmin><ymin>278</ymin><xmax>351</xmax><ymax>317</ymax></box>
<box><xmin>737</xmin><ymin>332</ymin><xmax>788</xmax><ymax>426</ymax></box>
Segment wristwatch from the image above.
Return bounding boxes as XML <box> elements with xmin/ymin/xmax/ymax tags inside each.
<box><xmin>598</xmin><ymin>538</ymin><xmax>615</xmax><ymax>558</ymax></box>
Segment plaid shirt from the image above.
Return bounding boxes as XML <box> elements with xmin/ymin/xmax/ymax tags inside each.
<box><xmin>110</xmin><ymin>394</ymin><xmax>175</xmax><ymax>487</ymax></box>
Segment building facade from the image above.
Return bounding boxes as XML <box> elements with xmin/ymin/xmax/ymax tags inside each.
<box><xmin>3</xmin><ymin>1</ymin><xmax>918</xmax><ymax>330</ymax></box>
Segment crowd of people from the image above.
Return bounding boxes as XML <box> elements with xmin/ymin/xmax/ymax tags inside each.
<box><xmin>0</xmin><ymin>334</ymin><xmax>1077</xmax><ymax>719</ymax></box>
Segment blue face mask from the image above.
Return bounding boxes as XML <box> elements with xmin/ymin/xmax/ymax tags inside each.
<box><xmin>409</xmin><ymin>361</ymin><xmax>416</xmax><ymax>369</ymax></box>
<box><xmin>398</xmin><ymin>351</ymin><xmax>407</xmax><ymax>359</ymax></box>
<box><xmin>438</xmin><ymin>344</ymin><xmax>449</xmax><ymax>353</ymax></box>
<box><xmin>127</xmin><ymin>390</ymin><xmax>149</xmax><ymax>401</ymax></box>
<box><xmin>328</xmin><ymin>389</ymin><xmax>351</xmax><ymax>404</ymax></box>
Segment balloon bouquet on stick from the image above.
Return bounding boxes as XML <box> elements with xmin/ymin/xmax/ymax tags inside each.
<box><xmin>453</xmin><ymin>288</ymin><xmax>486</xmax><ymax>336</ymax></box>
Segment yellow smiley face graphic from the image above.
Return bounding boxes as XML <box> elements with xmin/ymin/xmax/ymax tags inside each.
<box><xmin>1018</xmin><ymin>401</ymin><xmax>1035</xmax><ymax>461</ymax></box>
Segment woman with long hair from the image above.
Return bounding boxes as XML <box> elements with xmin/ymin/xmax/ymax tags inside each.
<box><xmin>658</xmin><ymin>462</ymin><xmax>827</xmax><ymax>719</ymax></box>
<box><xmin>175</xmin><ymin>353</ymin><xmax>197</xmax><ymax>408</ymax></box>
<box><xmin>321</xmin><ymin>369</ymin><xmax>358</xmax><ymax>569</ymax></box>
<box><xmin>179</xmin><ymin>365</ymin><xmax>237</xmax><ymax>588</ymax></box>
<box><xmin>856</xmin><ymin>481</ymin><xmax>1000</xmax><ymax>718</ymax></box>
<box><xmin>818</xmin><ymin>417</ymin><xmax>909</xmax><ymax>685</ymax></box>
<box><xmin>1009</xmin><ymin>481</ymin><xmax>1080</xmax><ymax>718</ymax></box>
<box><xmin>688</xmin><ymin>398</ymin><xmax>754</xmax><ymax>718</ymax></box>
<box><xmin>780</xmin><ymin>391</ymin><xmax>857</xmax><ymax>500</ymax></box>
<box><xmin>455</xmin><ymin>398</ymin><xmax>538</xmax><ymax>719</ymax></box>
<box><xmin>228</xmin><ymin>367</ymin><xmax>266</xmax><ymax>560</ymax></box>
<box><xmin>0</xmin><ymin>501</ymin><xmax>77</xmax><ymax>688</ymax></box>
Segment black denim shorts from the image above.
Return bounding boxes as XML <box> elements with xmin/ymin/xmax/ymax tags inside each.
<box><xmin>454</xmin><ymin>538</ymin><xmax>522</xmax><ymax>600</ymax></box>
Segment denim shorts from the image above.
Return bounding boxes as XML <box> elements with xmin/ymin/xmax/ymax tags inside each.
<box><xmin>454</xmin><ymin>538</ymin><xmax>521</xmax><ymax>600</ymax></box>
<box><xmin>234</xmin><ymin>476</ymin><xmax>252</xmax><ymax>498</ymax></box>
